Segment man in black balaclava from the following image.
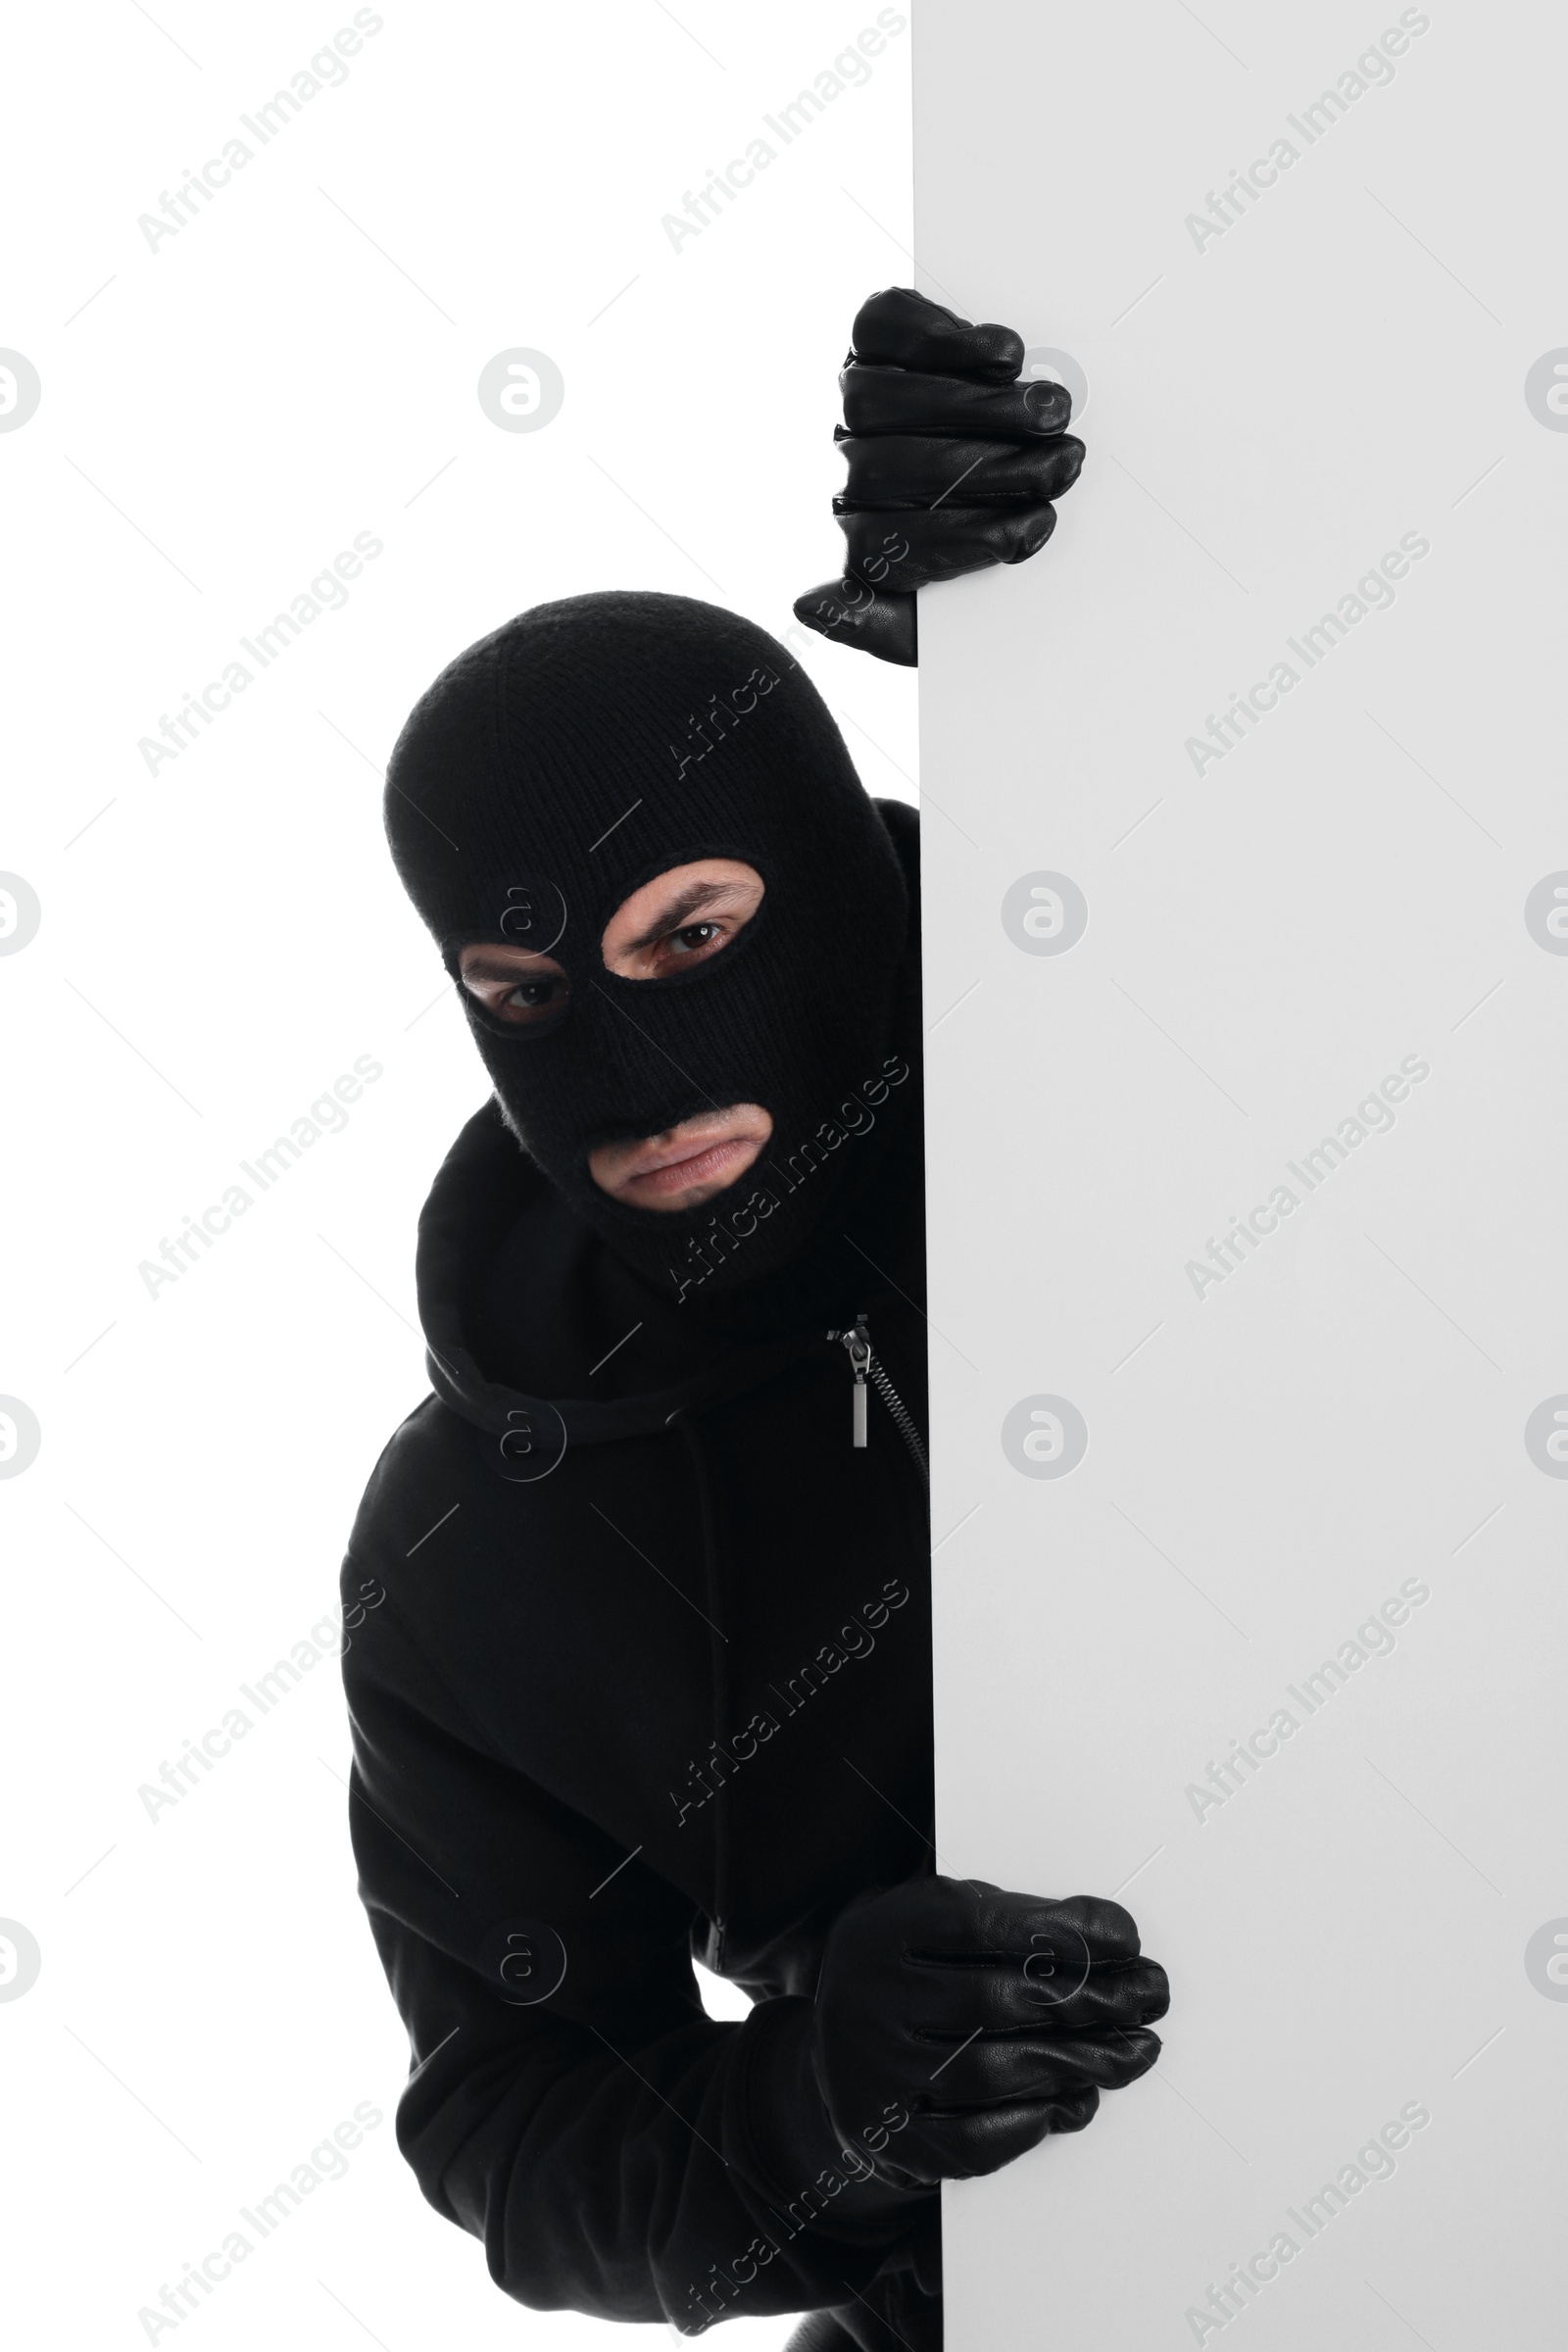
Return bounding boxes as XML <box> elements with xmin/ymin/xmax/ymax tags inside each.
<box><xmin>340</xmin><ymin>291</ymin><xmax>1167</xmax><ymax>2352</ymax></box>
<box><xmin>383</xmin><ymin>586</ymin><xmax>912</xmax><ymax>1306</ymax></box>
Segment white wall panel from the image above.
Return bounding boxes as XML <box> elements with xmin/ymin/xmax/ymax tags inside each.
<box><xmin>915</xmin><ymin>5</ymin><xmax>1568</xmax><ymax>2343</ymax></box>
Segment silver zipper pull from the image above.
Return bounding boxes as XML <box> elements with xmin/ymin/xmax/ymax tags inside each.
<box><xmin>827</xmin><ymin>1315</ymin><xmax>872</xmax><ymax>1448</ymax></box>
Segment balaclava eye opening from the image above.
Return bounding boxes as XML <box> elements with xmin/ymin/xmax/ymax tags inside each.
<box><xmin>383</xmin><ymin>591</ymin><xmax>911</xmax><ymax>1300</ymax></box>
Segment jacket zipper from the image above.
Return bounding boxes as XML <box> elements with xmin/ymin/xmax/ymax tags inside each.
<box><xmin>826</xmin><ymin>1312</ymin><xmax>929</xmax><ymax>1489</ymax></box>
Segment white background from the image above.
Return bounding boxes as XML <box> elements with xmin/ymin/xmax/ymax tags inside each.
<box><xmin>915</xmin><ymin>2</ymin><xmax>1568</xmax><ymax>2347</ymax></box>
<box><xmin>1</xmin><ymin>6</ymin><xmax>915</xmax><ymax>2345</ymax></box>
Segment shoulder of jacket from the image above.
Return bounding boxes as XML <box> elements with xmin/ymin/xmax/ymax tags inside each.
<box><xmin>343</xmin><ymin>1392</ymin><xmax>475</xmax><ymax>1560</ymax></box>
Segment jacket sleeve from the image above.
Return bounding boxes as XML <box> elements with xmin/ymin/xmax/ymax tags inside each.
<box><xmin>338</xmin><ymin>1520</ymin><xmax>933</xmax><ymax>2332</ymax></box>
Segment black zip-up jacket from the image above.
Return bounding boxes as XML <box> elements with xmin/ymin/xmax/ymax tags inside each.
<box><xmin>340</xmin><ymin>807</ymin><xmax>941</xmax><ymax>2346</ymax></box>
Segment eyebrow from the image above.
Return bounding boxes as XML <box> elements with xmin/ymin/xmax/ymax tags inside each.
<box><xmin>620</xmin><ymin>877</ymin><xmax>746</xmax><ymax>954</ymax></box>
<box><xmin>461</xmin><ymin>949</ymin><xmax>563</xmax><ymax>982</ymax></box>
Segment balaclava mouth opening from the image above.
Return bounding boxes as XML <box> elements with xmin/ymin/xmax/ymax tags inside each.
<box><xmin>383</xmin><ymin>591</ymin><xmax>911</xmax><ymax>1302</ymax></box>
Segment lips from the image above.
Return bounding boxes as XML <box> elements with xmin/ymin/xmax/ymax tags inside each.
<box><xmin>625</xmin><ymin>1134</ymin><xmax>762</xmax><ymax>1199</ymax></box>
<box><xmin>601</xmin><ymin>1109</ymin><xmax>771</xmax><ymax>1206</ymax></box>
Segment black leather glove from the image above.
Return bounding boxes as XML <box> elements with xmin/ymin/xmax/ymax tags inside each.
<box><xmin>794</xmin><ymin>287</ymin><xmax>1086</xmax><ymax>667</ymax></box>
<box><xmin>810</xmin><ymin>1877</ymin><xmax>1166</xmax><ymax>2188</ymax></box>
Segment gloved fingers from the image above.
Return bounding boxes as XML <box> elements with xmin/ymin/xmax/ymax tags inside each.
<box><xmin>916</xmin><ymin>1951</ymin><xmax>1170</xmax><ymax>2036</ymax></box>
<box><xmin>893</xmin><ymin>1884</ymin><xmax>1152</xmax><ymax>2028</ymax></box>
<box><xmin>886</xmin><ymin>1880</ymin><xmax>1141</xmax><ymax>1967</ymax></box>
<box><xmin>1019</xmin><ymin>1954</ymin><xmax>1170</xmax><ymax>2031</ymax></box>
<box><xmin>916</xmin><ymin>2025</ymin><xmax>1161</xmax><ymax>2111</ymax></box>
<box><xmin>919</xmin><ymin>2046</ymin><xmax>1096</xmax><ymax>2114</ymax></box>
<box><xmin>1014</xmin><ymin>2024</ymin><xmax>1162</xmax><ymax>2092</ymax></box>
<box><xmin>837</xmin><ymin>432</ymin><xmax>1086</xmax><ymax>512</ymax></box>
<box><xmin>837</xmin><ymin>503</ymin><xmax>1056</xmax><ymax>592</ymax></box>
<box><xmin>1037</xmin><ymin>2082</ymin><xmax>1100</xmax><ymax>2134</ymax></box>
<box><xmin>841</xmin><ymin>364</ymin><xmax>1071</xmax><ymax>441</ymax></box>
<box><xmin>906</xmin><ymin>2087</ymin><xmax>1101</xmax><ymax>2180</ymax></box>
<box><xmin>797</xmin><ymin>291</ymin><xmax>1079</xmax><ymax>660</ymax></box>
<box><xmin>791</xmin><ymin>578</ymin><xmax>916</xmax><ymax>665</ymax></box>
<box><xmin>1037</xmin><ymin>1894</ymin><xmax>1148</xmax><ymax>1962</ymax></box>
<box><xmin>850</xmin><ymin>285</ymin><xmax>1024</xmax><ymax>384</ymax></box>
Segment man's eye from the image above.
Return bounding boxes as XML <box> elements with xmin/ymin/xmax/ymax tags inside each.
<box><xmin>635</xmin><ymin>920</ymin><xmax>732</xmax><ymax>980</ymax></box>
<box><xmin>492</xmin><ymin>975</ymin><xmax>568</xmax><ymax>1024</ymax></box>
<box><xmin>666</xmin><ymin>922</ymin><xmax>721</xmax><ymax>956</ymax></box>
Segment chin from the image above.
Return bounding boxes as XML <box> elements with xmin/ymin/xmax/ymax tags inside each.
<box><xmin>633</xmin><ymin>1176</ymin><xmax>740</xmax><ymax>1214</ymax></box>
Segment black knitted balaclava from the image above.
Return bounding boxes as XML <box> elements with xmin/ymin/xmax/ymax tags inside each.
<box><xmin>384</xmin><ymin>592</ymin><xmax>910</xmax><ymax>1298</ymax></box>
